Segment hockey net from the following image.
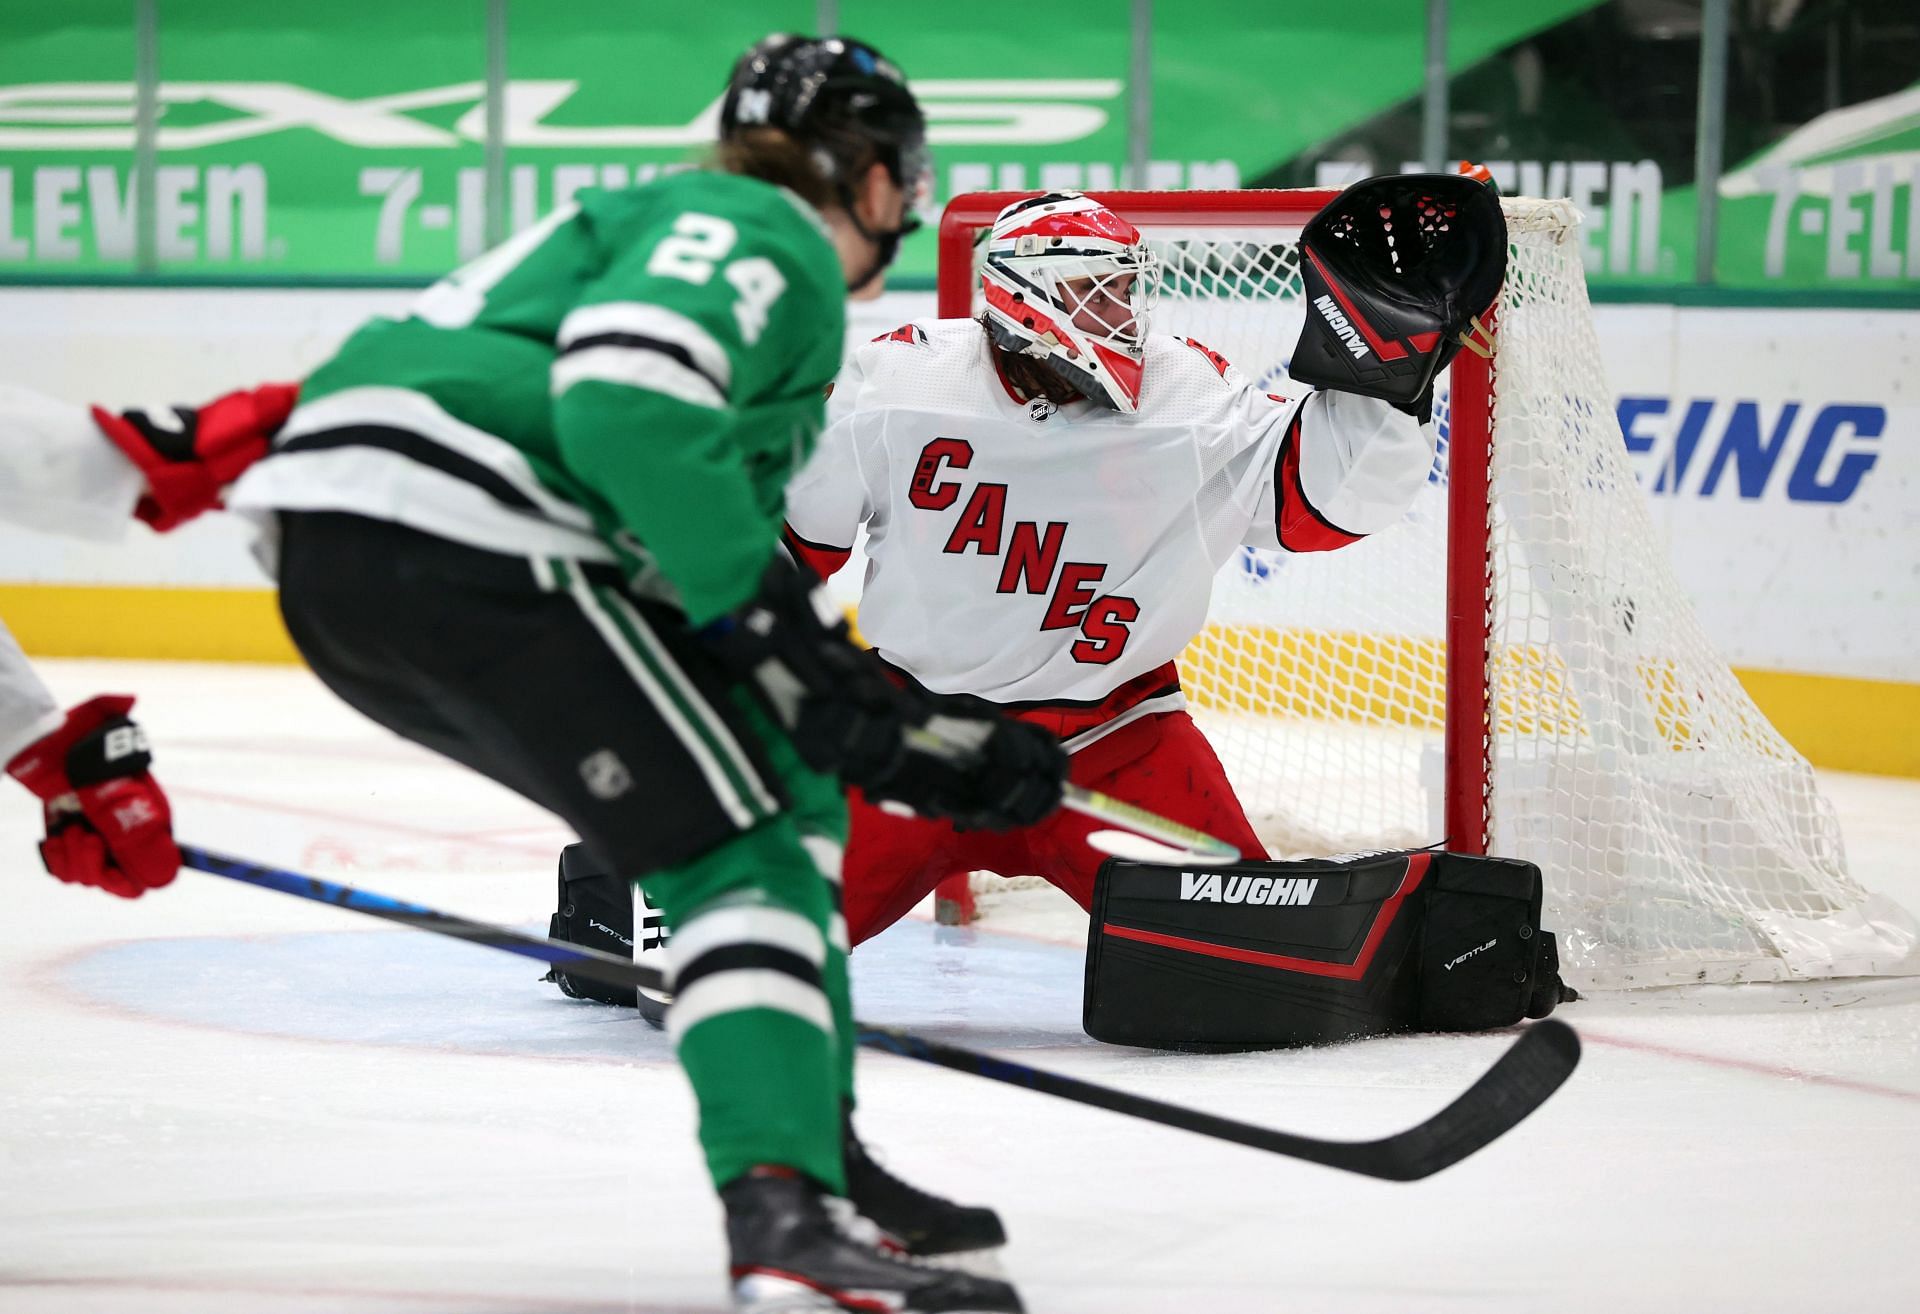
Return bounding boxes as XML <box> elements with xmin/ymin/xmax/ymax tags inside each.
<box><xmin>932</xmin><ymin>188</ymin><xmax>1918</xmax><ymax>989</ymax></box>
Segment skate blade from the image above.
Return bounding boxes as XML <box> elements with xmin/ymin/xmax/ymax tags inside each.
<box><xmin>834</xmin><ymin>1201</ymin><xmax>1006</xmax><ymax>1278</ymax></box>
<box><xmin>732</xmin><ymin>1267</ymin><xmax>901</xmax><ymax>1312</ymax></box>
<box><xmin>903</xmin><ymin>1247</ymin><xmax>1007</xmax><ymax>1280</ymax></box>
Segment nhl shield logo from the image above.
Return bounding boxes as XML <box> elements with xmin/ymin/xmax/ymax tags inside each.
<box><xmin>579</xmin><ymin>749</ymin><xmax>634</xmax><ymax>800</ymax></box>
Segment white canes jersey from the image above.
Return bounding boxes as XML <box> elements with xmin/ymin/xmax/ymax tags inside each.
<box><xmin>784</xmin><ymin>319</ymin><xmax>1434</xmax><ymax>737</ymax></box>
<box><xmin>0</xmin><ymin>386</ymin><xmax>145</xmax><ymax>761</ymax></box>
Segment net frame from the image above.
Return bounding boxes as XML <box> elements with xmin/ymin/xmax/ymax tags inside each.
<box><xmin>926</xmin><ymin>188</ymin><xmax>1917</xmax><ymax>988</ymax></box>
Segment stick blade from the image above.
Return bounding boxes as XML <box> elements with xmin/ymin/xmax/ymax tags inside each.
<box><xmin>1352</xmin><ymin>1019</ymin><xmax>1582</xmax><ymax>1181</ymax></box>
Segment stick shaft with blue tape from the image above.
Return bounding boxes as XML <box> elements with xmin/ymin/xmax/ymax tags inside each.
<box><xmin>181</xmin><ymin>845</ymin><xmax>658</xmax><ymax>992</ymax></box>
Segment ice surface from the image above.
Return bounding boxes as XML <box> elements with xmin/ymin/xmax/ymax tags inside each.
<box><xmin>3</xmin><ymin>660</ymin><xmax>1916</xmax><ymax>1312</ymax></box>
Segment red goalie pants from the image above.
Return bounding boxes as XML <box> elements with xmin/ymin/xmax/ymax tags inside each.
<box><xmin>841</xmin><ymin>710</ymin><xmax>1271</xmax><ymax>945</ymax></box>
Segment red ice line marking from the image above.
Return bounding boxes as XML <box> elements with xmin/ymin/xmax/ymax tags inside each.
<box><xmin>1579</xmin><ymin>1027</ymin><xmax>1920</xmax><ymax>1106</ymax></box>
<box><xmin>0</xmin><ymin>1272</ymin><xmax>700</xmax><ymax>1313</ymax></box>
<box><xmin>170</xmin><ymin>785</ymin><xmax>563</xmax><ymax>857</ymax></box>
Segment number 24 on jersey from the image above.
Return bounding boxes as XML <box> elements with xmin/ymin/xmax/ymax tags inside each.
<box><xmin>646</xmin><ymin>213</ymin><xmax>787</xmax><ymax>345</ymax></box>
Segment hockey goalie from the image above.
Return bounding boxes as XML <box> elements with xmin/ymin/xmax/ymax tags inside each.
<box><xmin>801</xmin><ymin>182</ymin><xmax>1564</xmax><ymax>1047</ymax></box>
<box><xmin>785</xmin><ymin>189</ymin><xmax>1451</xmax><ymax>942</ymax></box>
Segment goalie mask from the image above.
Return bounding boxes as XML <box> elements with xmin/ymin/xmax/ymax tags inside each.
<box><xmin>980</xmin><ymin>192</ymin><xmax>1160</xmax><ymax>413</ymax></box>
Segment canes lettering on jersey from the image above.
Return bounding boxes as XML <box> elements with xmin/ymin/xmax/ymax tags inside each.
<box><xmin>911</xmin><ymin>436</ymin><xmax>1140</xmax><ymax>665</ymax></box>
<box><xmin>909</xmin><ymin>438</ymin><xmax>970</xmax><ymax>510</ymax></box>
<box><xmin>995</xmin><ymin>521</ymin><xmax>1065</xmax><ymax>595</ymax></box>
<box><xmin>786</xmin><ymin>317</ymin><xmax>1432</xmax><ymax>712</ymax></box>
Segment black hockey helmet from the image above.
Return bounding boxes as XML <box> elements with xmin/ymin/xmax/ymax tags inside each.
<box><xmin>720</xmin><ymin>34</ymin><xmax>931</xmax><ymax>214</ymax></box>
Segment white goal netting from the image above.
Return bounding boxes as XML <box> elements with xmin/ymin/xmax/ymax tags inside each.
<box><xmin>947</xmin><ymin>191</ymin><xmax>1919</xmax><ymax>989</ymax></box>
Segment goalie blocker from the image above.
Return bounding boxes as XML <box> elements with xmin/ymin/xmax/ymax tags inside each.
<box><xmin>1083</xmin><ymin>850</ymin><xmax>1572</xmax><ymax>1050</ymax></box>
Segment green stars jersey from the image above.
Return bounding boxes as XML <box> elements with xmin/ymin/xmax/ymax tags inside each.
<box><xmin>231</xmin><ymin>170</ymin><xmax>847</xmax><ymax>627</ymax></box>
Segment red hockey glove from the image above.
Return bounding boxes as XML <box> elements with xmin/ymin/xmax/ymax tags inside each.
<box><xmin>93</xmin><ymin>382</ymin><xmax>299</xmax><ymax>532</ymax></box>
<box><xmin>6</xmin><ymin>695</ymin><xmax>179</xmax><ymax>898</ymax></box>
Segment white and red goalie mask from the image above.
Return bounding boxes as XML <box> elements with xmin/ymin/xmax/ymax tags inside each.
<box><xmin>980</xmin><ymin>192</ymin><xmax>1160</xmax><ymax>412</ymax></box>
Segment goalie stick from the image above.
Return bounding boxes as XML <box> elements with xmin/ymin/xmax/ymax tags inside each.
<box><xmin>180</xmin><ymin>845</ymin><xmax>1577</xmax><ymax>1181</ymax></box>
<box><xmin>883</xmin><ymin>783</ymin><xmax>1242</xmax><ymax>864</ymax></box>
<box><xmin>1062</xmin><ymin>784</ymin><xmax>1240</xmax><ymax>864</ymax></box>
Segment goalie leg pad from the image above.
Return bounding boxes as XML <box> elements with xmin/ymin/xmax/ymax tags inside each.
<box><xmin>545</xmin><ymin>841</ymin><xmax>670</xmax><ymax>1008</ymax></box>
<box><xmin>1082</xmin><ymin>850</ymin><xmax>1566</xmax><ymax>1050</ymax></box>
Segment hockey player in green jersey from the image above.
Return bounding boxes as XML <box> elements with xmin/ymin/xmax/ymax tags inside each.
<box><xmin>230</xmin><ymin>34</ymin><xmax>1060</xmax><ymax>1314</ymax></box>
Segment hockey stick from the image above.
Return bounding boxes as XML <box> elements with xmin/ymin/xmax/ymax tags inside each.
<box><xmin>1061</xmin><ymin>785</ymin><xmax>1240</xmax><ymax>864</ymax></box>
<box><xmin>180</xmin><ymin>845</ymin><xmax>1576</xmax><ymax>1181</ymax></box>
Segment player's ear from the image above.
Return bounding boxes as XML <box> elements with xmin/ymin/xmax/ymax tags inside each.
<box><xmin>854</xmin><ymin>159</ymin><xmax>903</xmax><ymax>231</ymax></box>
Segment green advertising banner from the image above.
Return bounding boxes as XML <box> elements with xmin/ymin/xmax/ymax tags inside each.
<box><xmin>2</xmin><ymin>2</ymin><xmax>1915</xmax><ymax>289</ymax></box>
<box><xmin>1</xmin><ymin>2</ymin><xmax>138</xmax><ymax>272</ymax></box>
<box><xmin>1712</xmin><ymin>83</ymin><xmax>1920</xmax><ymax>289</ymax></box>
<box><xmin>1310</xmin><ymin>80</ymin><xmax>1919</xmax><ymax>289</ymax></box>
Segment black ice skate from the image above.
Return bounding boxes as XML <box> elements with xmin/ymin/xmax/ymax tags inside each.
<box><xmin>723</xmin><ymin>1168</ymin><xmax>1023</xmax><ymax>1313</ymax></box>
<box><xmin>634</xmin><ymin>986</ymin><xmax>670</xmax><ymax>1030</ymax></box>
<box><xmin>845</xmin><ymin>1118</ymin><xmax>1007</xmax><ymax>1258</ymax></box>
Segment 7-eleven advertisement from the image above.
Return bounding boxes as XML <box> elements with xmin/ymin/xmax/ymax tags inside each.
<box><xmin>0</xmin><ymin>0</ymin><xmax>1600</xmax><ymax>282</ymax></box>
<box><xmin>1316</xmin><ymin>81</ymin><xmax>1920</xmax><ymax>290</ymax></box>
<box><xmin>2</xmin><ymin>2</ymin><xmax>1914</xmax><ymax>288</ymax></box>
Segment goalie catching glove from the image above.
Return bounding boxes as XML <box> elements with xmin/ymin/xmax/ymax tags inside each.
<box><xmin>1288</xmin><ymin>171</ymin><xmax>1507</xmax><ymax>420</ymax></box>
<box><xmin>703</xmin><ymin>553</ymin><xmax>1066</xmax><ymax>831</ymax></box>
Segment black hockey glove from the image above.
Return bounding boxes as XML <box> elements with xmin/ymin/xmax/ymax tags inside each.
<box><xmin>702</xmin><ymin>552</ymin><xmax>907</xmax><ymax>784</ymax></box>
<box><xmin>884</xmin><ymin>697</ymin><xmax>1066</xmax><ymax>831</ymax></box>
<box><xmin>702</xmin><ymin>554</ymin><xmax>1067</xmax><ymax>831</ymax></box>
<box><xmin>1288</xmin><ymin>171</ymin><xmax>1507</xmax><ymax>422</ymax></box>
